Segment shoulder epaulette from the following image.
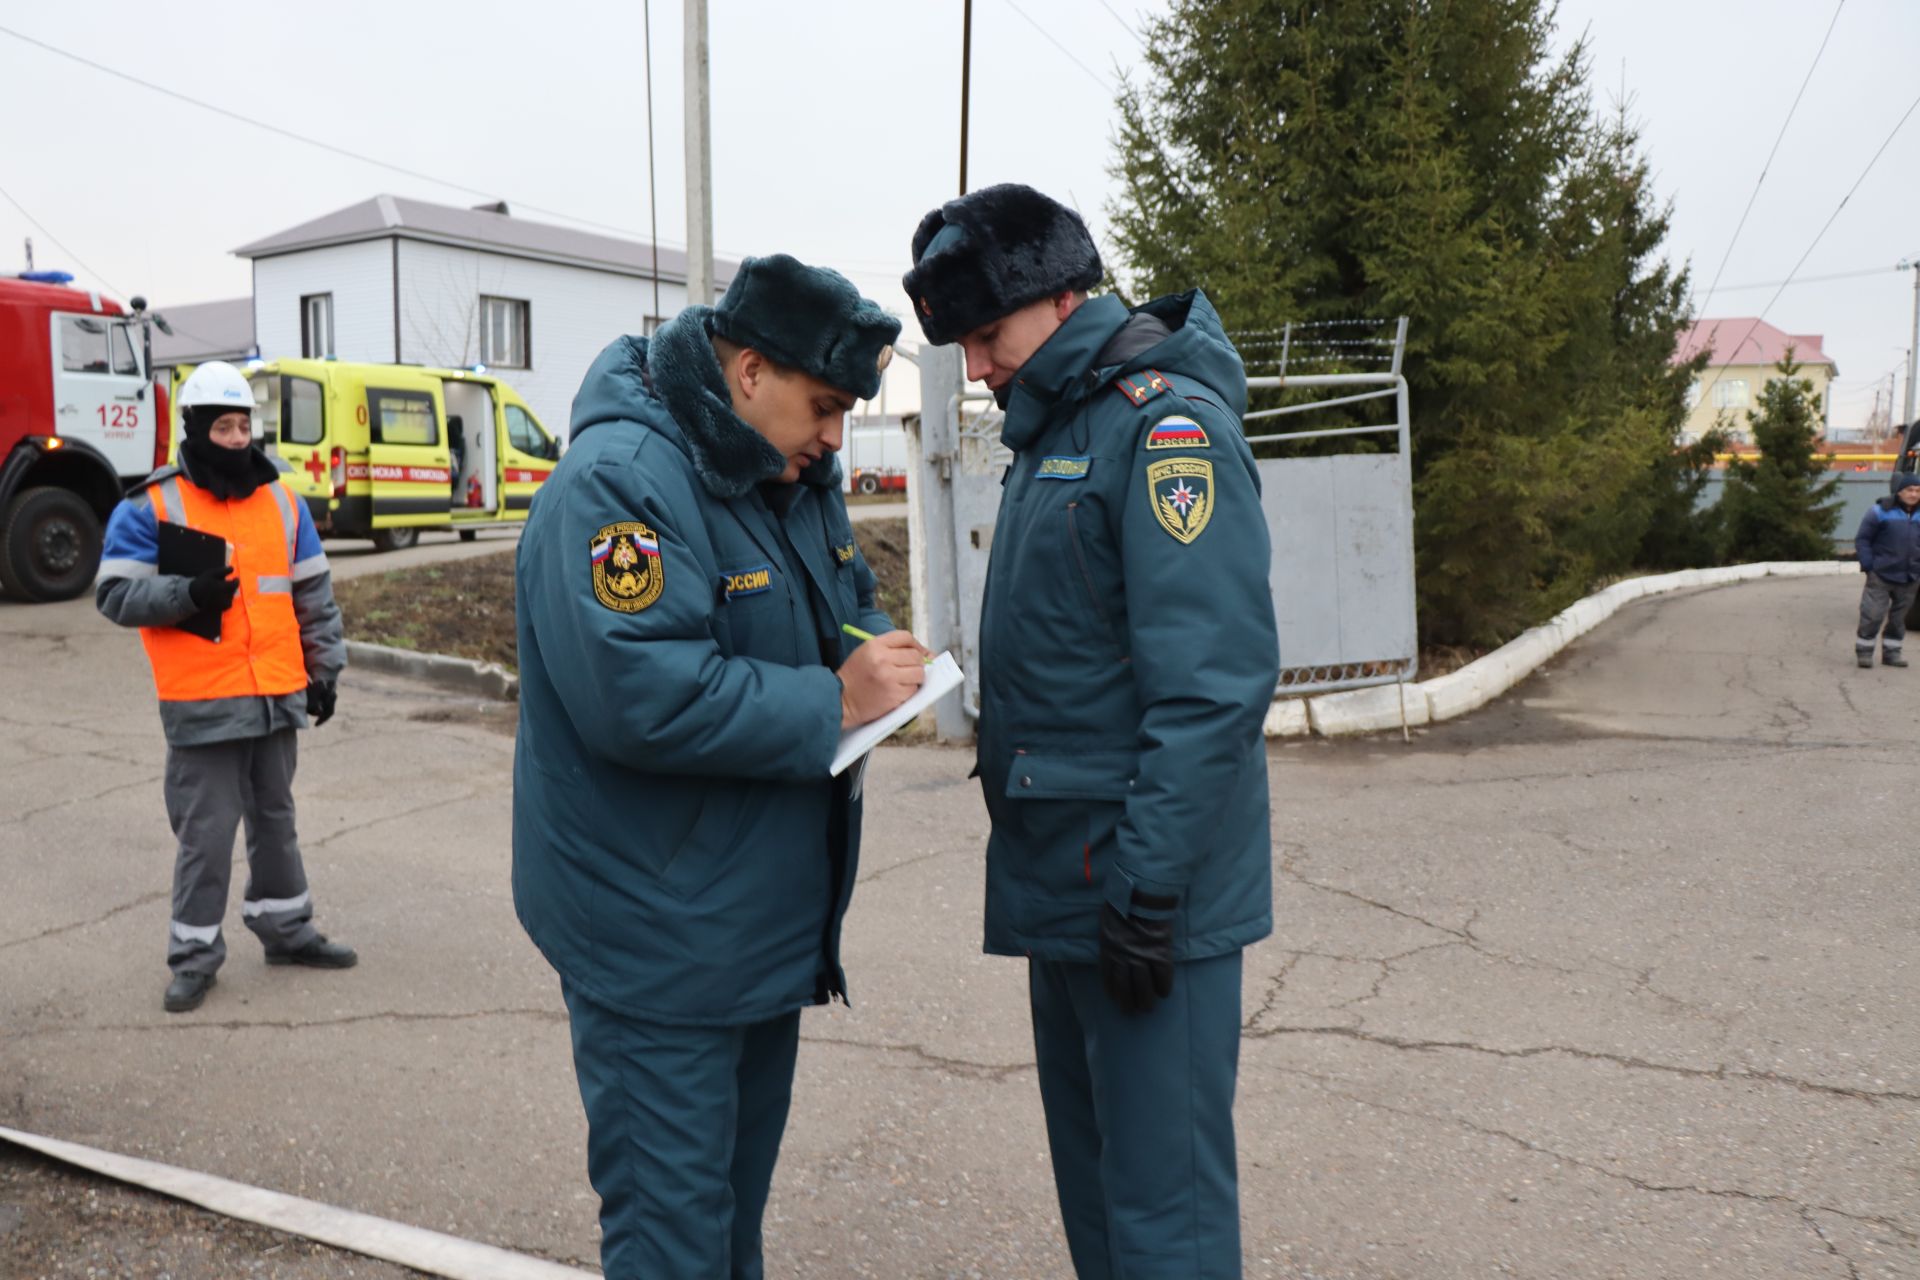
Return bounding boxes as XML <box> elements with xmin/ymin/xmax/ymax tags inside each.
<box><xmin>1112</xmin><ymin>369</ymin><xmax>1174</xmax><ymax>407</ymax></box>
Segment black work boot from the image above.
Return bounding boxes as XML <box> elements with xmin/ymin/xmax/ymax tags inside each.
<box><xmin>266</xmin><ymin>935</ymin><xmax>359</xmax><ymax>969</ymax></box>
<box><xmin>163</xmin><ymin>971</ymin><xmax>216</xmax><ymax>1013</ymax></box>
<box><xmin>1857</xmin><ymin>651</ymin><xmax>1874</xmax><ymax>669</ymax></box>
<box><xmin>1884</xmin><ymin>650</ymin><xmax>1909</xmax><ymax>668</ymax></box>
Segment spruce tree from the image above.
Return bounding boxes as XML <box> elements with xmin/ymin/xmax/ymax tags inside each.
<box><xmin>1637</xmin><ymin>427</ymin><xmax>1727</xmax><ymax>570</ymax></box>
<box><xmin>1110</xmin><ymin>0</ymin><xmax>1694</xmax><ymax>646</ymax></box>
<box><xmin>1719</xmin><ymin>355</ymin><xmax>1841</xmax><ymax>563</ymax></box>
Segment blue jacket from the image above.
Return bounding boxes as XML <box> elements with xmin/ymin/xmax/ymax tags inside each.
<box><xmin>975</xmin><ymin>291</ymin><xmax>1279</xmax><ymax>962</ymax></box>
<box><xmin>512</xmin><ymin>310</ymin><xmax>892</xmax><ymax>1026</ymax></box>
<box><xmin>1856</xmin><ymin>497</ymin><xmax>1920</xmax><ymax>583</ymax></box>
<box><xmin>95</xmin><ymin>457</ymin><xmax>344</xmax><ymax>746</ymax></box>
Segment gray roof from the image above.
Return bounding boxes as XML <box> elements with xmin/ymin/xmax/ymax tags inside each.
<box><xmin>233</xmin><ymin>195</ymin><xmax>726</xmax><ymax>284</ymax></box>
<box><xmin>150</xmin><ymin>297</ymin><xmax>254</xmax><ymax>366</ymax></box>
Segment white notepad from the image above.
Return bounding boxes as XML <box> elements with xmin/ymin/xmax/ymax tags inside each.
<box><xmin>829</xmin><ymin>651</ymin><xmax>965</xmax><ymax>777</ymax></box>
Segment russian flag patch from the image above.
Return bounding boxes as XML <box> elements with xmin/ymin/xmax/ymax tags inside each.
<box><xmin>1145</xmin><ymin>415</ymin><xmax>1210</xmax><ymax>451</ymax></box>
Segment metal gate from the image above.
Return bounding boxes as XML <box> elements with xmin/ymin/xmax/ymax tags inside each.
<box><xmin>904</xmin><ymin>318</ymin><xmax>1417</xmax><ymax>741</ymax></box>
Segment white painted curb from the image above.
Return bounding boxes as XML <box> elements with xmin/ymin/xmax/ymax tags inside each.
<box><xmin>1274</xmin><ymin>560</ymin><xmax>1854</xmax><ymax>738</ymax></box>
<box><xmin>346</xmin><ymin>639</ymin><xmax>518</xmax><ymax>701</ymax></box>
<box><xmin>0</xmin><ymin>1125</ymin><xmax>592</xmax><ymax>1279</ymax></box>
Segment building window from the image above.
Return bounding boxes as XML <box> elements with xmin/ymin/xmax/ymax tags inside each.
<box><xmin>301</xmin><ymin>293</ymin><xmax>335</xmax><ymax>358</ymax></box>
<box><xmin>1711</xmin><ymin>378</ymin><xmax>1748</xmax><ymax>410</ymax></box>
<box><xmin>642</xmin><ymin>315</ymin><xmax>664</xmax><ymax>336</ymax></box>
<box><xmin>1684</xmin><ymin>379</ymin><xmax>1702</xmax><ymax>411</ymax></box>
<box><xmin>480</xmin><ymin>295</ymin><xmax>530</xmax><ymax>368</ymax></box>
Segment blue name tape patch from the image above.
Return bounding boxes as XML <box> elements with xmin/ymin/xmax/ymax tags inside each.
<box><xmin>1035</xmin><ymin>455</ymin><xmax>1092</xmax><ymax>481</ymax></box>
<box><xmin>723</xmin><ymin>564</ymin><xmax>775</xmax><ymax>598</ymax></box>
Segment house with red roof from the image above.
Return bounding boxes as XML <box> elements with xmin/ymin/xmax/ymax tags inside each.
<box><xmin>1672</xmin><ymin>318</ymin><xmax>1837</xmax><ymax>444</ymax></box>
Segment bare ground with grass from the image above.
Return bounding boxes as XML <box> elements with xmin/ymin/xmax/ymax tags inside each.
<box><xmin>334</xmin><ymin>519</ymin><xmax>913</xmax><ymax>674</ymax></box>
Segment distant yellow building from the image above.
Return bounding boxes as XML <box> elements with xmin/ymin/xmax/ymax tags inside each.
<box><xmin>1673</xmin><ymin>317</ymin><xmax>1836</xmax><ymax>444</ymax></box>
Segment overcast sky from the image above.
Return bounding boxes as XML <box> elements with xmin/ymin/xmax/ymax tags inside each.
<box><xmin>3</xmin><ymin>0</ymin><xmax>1915</xmax><ymax>429</ymax></box>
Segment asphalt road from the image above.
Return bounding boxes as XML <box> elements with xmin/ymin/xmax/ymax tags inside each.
<box><xmin>1</xmin><ymin>572</ymin><xmax>1914</xmax><ymax>1278</ymax></box>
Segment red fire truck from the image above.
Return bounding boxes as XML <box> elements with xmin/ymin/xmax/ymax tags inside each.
<box><xmin>0</xmin><ymin>273</ymin><xmax>172</xmax><ymax>601</ymax></box>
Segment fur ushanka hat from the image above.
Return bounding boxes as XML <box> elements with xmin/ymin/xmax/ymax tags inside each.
<box><xmin>901</xmin><ymin>184</ymin><xmax>1103</xmax><ymax>346</ymax></box>
<box><xmin>710</xmin><ymin>254</ymin><xmax>901</xmax><ymax>401</ymax></box>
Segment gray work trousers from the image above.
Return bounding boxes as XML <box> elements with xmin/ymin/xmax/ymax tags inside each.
<box><xmin>1856</xmin><ymin>573</ymin><xmax>1920</xmax><ymax>655</ymax></box>
<box><xmin>164</xmin><ymin>728</ymin><xmax>320</xmax><ymax>975</ymax></box>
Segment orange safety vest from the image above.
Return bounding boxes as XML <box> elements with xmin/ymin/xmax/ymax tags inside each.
<box><xmin>140</xmin><ymin>472</ymin><xmax>309</xmax><ymax>702</ymax></box>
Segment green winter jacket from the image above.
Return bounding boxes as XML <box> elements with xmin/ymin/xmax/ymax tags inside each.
<box><xmin>512</xmin><ymin>310</ymin><xmax>892</xmax><ymax>1025</ymax></box>
<box><xmin>975</xmin><ymin>290</ymin><xmax>1278</xmax><ymax>961</ymax></box>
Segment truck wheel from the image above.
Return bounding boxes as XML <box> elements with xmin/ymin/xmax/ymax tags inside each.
<box><xmin>857</xmin><ymin>474</ymin><xmax>880</xmax><ymax>495</ymax></box>
<box><xmin>371</xmin><ymin>526</ymin><xmax>420</xmax><ymax>552</ymax></box>
<box><xmin>0</xmin><ymin>486</ymin><xmax>102</xmax><ymax>603</ymax></box>
<box><xmin>458</xmin><ymin>529</ymin><xmax>478</xmax><ymax>542</ymax></box>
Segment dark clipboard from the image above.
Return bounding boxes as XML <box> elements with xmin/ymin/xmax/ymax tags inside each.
<box><xmin>157</xmin><ymin>521</ymin><xmax>229</xmax><ymax>642</ymax></box>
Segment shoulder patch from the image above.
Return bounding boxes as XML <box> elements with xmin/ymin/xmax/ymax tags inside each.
<box><xmin>1146</xmin><ymin>458</ymin><xmax>1213</xmax><ymax>545</ymax></box>
<box><xmin>591</xmin><ymin>520</ymin><xmax>664</xmax><ymax>612</ymax></box>
<box><xmin>1112</xmin><ymin>368</ymin><xmax>1174</xmax><ymax>407</ymax></box>
<box><xmin>1146</xmin><ymin>415</ymin><xmax>1210</xmax><ymax>451</ymax></box>
<box><xmin>1034</xmin><ymin>455</ymin><xmax>1092</xmax><ymax>481</ymax></box>
<box><xmin>832</xmin><ymin>541</ymin><xmax>857</xmax><ymax>565</ymax></box>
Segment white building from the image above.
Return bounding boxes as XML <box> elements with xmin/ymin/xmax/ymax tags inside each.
<box><xmin>234</xmin><ymin>196</ymin><xmax>721</xmax><ymax>438</ymax></box>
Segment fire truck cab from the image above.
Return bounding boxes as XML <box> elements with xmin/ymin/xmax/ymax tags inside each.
<box><xmin>0</xmin><ymin>274</ymin><xmax>169</xmax><ymax>601</ymax></box>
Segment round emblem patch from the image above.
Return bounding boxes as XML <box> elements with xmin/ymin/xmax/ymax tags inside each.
<box><xmin>590</xmin><ymin>520</ymin><xmax>665</xmax><ymax>612</ymax></box>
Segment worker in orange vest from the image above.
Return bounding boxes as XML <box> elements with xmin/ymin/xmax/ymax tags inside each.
<box><xmin>96</xmin><ymin>361</ymin><xmax>356</xmax><ymax>1013</ymax></box>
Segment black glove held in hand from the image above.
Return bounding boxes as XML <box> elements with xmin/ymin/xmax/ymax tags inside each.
<box><xmin>1099</xmin><ymin>891</ymin><xmax>1178</xmax><ymax>1015</ymax></box>
<box><xmin>188</xmin><ymin>566</ymin><xmax>239</xmax><ymax>614</ymax></box>
<box><xmin>306</xmin><ymin>680</ymin><xmax>337</xmax><ymax>727</ymax></box>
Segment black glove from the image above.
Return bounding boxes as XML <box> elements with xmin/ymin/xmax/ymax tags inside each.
<box><xmin>306</xmin><ymin>680</ymin><xmax>337</xmax><ymax>727</ymax></box>
<box><xmin>1100</xmin><ymin>891</ymin><xmax>1177</xmax><ymax>1015</ymax></box>
<box><xmin>188</xmin><ymin>566</ymin><xmax>239</xmax><ymax>614</ymax></box>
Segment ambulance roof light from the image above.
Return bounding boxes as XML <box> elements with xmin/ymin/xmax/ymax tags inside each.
<box><xmin>18</xmin><ymin>270</ymin><xmax>76</xmax><ymax>284</ymax></box>
<box><xmin>471</xmin><ymin>363</ymin><xmax>488</xmax><ymax>375</ymax></box>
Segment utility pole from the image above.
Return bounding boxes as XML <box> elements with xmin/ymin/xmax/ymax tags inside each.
<box><xmin>685</xmin><ymin>0</ymin><xmax>714</xmax><ymax>306</ymax></box>
<box><xmin>1901</xmin><ymin>256</ymin><xmax>1919</xmax><ymax>429</ymax></box>
<box><xmin>22</xmin><ymin>237</ymin><xmax>31</xmax><ymax>271</ymax></box>
<box><xmin>643</xmin><ymin>0</ymin><xmax>662</xmax><ymax>325</ymax></box>
<box><xmin>959</xmin><ymin>0</ymin><xmax>973</xmax><ymax>196</ymax></box>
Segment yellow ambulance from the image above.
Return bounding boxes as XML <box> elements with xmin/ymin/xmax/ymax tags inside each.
<box><xmin>240</xmin><ymin>359</ymin><xmax>559</xmax><ymax>550</ymax></box>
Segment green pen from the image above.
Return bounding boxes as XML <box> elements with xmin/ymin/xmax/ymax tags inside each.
<box><xmin>842</xmin><ymin>623</ymin><xmax>935</xmax><ymax>663</ymax></box>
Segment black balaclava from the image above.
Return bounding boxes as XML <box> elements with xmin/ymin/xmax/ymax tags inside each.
<box><xmin>179</xmin><ymin>404</ymin><xmax>277</xmax><ymax>501</ymax></box>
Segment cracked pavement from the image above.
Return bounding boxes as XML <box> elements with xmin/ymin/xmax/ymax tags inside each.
<box><xmin>2</xmin><ymin>571</ymin><xmax>1915</xmax><ymax>1278</ymax></box>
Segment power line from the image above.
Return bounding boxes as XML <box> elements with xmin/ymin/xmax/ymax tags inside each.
<box><xmin>0</xmin><ymin>179</ymin><xmax>124</xmax><ymax>297</ymax></box>
<box><xmin>1690</xmin><ymin>0</ymin><xmax>1845</xmax><ymax>319</ymax></box>
<box><xmin>1002</xmin><ymin>0</ymin><xmax>1115</xmax><ymax>94</ymax></box>
<box><xmin>1694</xmin><ymin>85</ymin><xmax>1920</xmax><ymax>408</ymax></box>
<box><xmin>1</xmin><ymin>20</ymin><xmax>924</xmax><ymax>284</ymax></box>
<box><xmin>1713</xmin><ymin>263</ymin><xmax>1904</xmax><ymax>294</ymax></box>
<box><xmin>642</xmin><ymin>0</ymin><xmax>662</xmax><ymax>323</ymax></box>
<box><xmin>0</xmin><ymin>183</ymin><xmax>234</xmax><ymax>348</ymax></box>
<box><xmin>1093</xmin><ymin>0</ymin><xmax>1143</xmax><ymax>44</ymax></box>
<box><xmin>0</xmin><ymin>21</ymin><xmax>681</xmax><ymax>249</ymax></box>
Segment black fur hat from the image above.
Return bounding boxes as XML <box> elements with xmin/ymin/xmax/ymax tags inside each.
<box><xmin>711</xmin><ymin>254</ymin><xmax>901</xmax><ymax>401</ymax></box>
<box><xmin>902</xmin><ymin>184</ymin><xmax>1103</xmax><ymax>346</ymax></box>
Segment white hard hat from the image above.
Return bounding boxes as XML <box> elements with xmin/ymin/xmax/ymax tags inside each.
<box><xmin>177</xmin><ymin>361</ymin><xmax>254</xmax><ymax>412</ymax></box>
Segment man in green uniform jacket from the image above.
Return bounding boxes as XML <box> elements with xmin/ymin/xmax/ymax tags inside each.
<box><xmin>904</xmin><ymin>184</ymin><xmax>1280</xmax><ymax>1279</ymax></box>
<box><xmin>513</xmin><ymin>255</ymin><xmax>926</xmax><ymax>1279</ymax></box>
